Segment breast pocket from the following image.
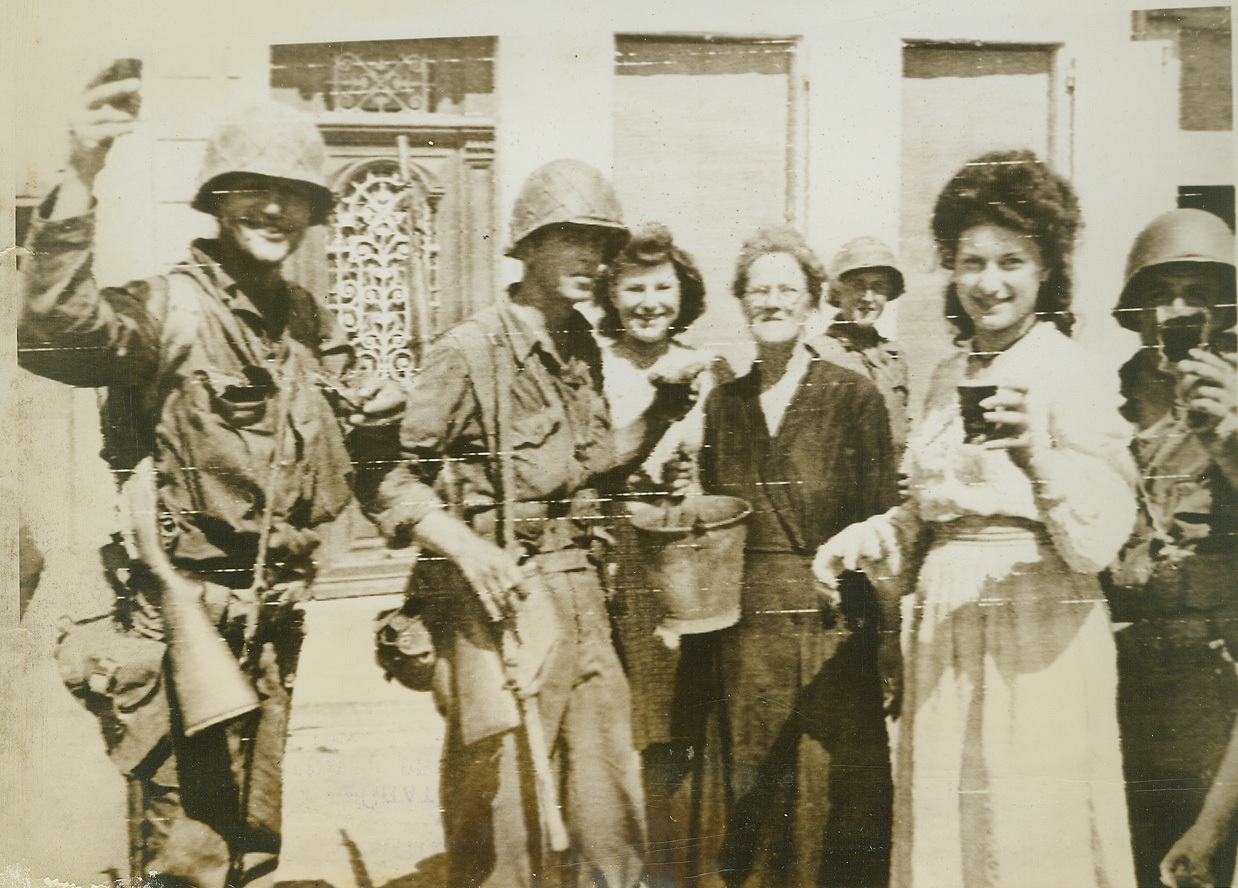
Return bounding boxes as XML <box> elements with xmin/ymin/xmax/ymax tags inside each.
<box><xmin>509</xmin><ymin>410</ymin><xmax>572</xmax><ymax>497</ymax></box>
<box><xmin>202</xmin><ymin>365</ymin><xmax>276</xmax><ymax>430</ymax></box>
<box><xmin>510</xmin><ymin>411</ymin><xmax>561</xmax><ymax>450</ymax></box>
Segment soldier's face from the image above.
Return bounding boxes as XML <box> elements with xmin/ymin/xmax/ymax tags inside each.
<box><xmin>832</xmin><ymin>268</ymin><xmax>897</xmax><ymax>326</ymax></box>
<box><xmin>215</xmin><ymin>176</ymin><xmax>314</xmax><ymax>267</ymax></box>
<box><xmin>520</xmin><ymin>226</ymin><xmax>612</xmax><ymax>305</ymax></box>
<box><xmin>1137</xmin><ymin>264</ymin><xmax>1227</xmax><ymax>336</ymax></box>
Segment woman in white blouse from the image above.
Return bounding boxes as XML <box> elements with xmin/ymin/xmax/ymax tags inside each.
<box><xmin>593</xmin><ymin>222</ymin><xmax>730</xmax><ymax>886</ymax></box>
<box><xmin>814</xmin><ymin>149</ymin><xmax>1140</xmax><ymax>888</ymax></box>
<box><xmin>595</xmin><ymin>222</ymin><xmax>727</xmax><ymax>488</ymax></box>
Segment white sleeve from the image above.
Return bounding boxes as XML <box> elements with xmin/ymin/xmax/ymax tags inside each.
<box><xmin>1028</xmin><ymin>365</ymin><xmax>1138</xmax><ymax>574</ymax></box>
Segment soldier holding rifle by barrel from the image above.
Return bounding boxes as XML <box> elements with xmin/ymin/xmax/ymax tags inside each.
<box><xmin>366</xmin><ymin>159</ymin><xmax>694</xmax><ymax>888</ymax></box>
<box><xmin>18</xmin><ymin>62</ymin><xmax>403</xmax><ymax>886</ymax></box>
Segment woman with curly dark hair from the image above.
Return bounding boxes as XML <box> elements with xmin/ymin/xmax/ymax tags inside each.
<box><xmin>815</xmin><ymin>150</ymin><xmax>1139</xmax><ymax>887</ymax></box>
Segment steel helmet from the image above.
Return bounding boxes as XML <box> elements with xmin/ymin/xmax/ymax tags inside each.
<box><xmin>507</xmin><ymin>159</ymin><xmax>628</xmax><ymax>258</ymax></box>
<box><xmin>1115</xmin><ymin>209</ymin><xmax>1235</xmax><ymax>331</ymax></box>
<box><xmin>828</xmin><ymin>237</ymin><xmax>906</xmax><ymax>304</ymax></box>
<box><xmin>192</xmin><ymin>102</ymin><xmax>335</xmax><ymax>225</ymax></box>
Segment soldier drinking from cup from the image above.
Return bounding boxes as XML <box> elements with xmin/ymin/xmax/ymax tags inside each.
<box><xmin>1106</xmin><ymin>208</ymin><xmax>1238</xmax><ymax>888</ymax></box>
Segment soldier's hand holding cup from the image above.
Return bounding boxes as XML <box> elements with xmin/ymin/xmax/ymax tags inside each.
<box><xmin>70</xmin><ymin>59</ymin><xmax>143</xmax><ymax>184</ymax></box>
<box><xmin>1175</xmin><ymin>338</ymin><xmax>1237</xmax><ymax>439</ymax></box>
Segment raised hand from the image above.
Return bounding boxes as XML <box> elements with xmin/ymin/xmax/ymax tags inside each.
<box><xmin>1177</xmin><ymin>347</ymin><xmax>1237</xmax><ymax>439</ymax></box>
<box><xmin>70</xmin><ymin>62</ymin><xmax>143</xmax><ymax>183</ymax></box>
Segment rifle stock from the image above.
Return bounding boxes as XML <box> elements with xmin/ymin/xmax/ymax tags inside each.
<box><xmin>121</xmin><ymin>458</ymin><xmax>259</xmax><ymax>736</ymax></box>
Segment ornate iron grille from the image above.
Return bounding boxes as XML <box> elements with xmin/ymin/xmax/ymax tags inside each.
<box><xmin>326</xmin><ymin>161</ymin><xmax>439</xmax><ymax>377</ymax></box>
<box><xmin>331</xmin><ymin>52</ymin><xmax>431</xmax><ymax>112</ymax></box>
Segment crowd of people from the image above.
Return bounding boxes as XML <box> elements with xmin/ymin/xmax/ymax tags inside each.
<box><xmin>16</xmin><ymin>63</ymin><xmax>1238</xmax><ymax>888</ymax></box>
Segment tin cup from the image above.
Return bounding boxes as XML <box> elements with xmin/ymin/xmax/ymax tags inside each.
<box><xmin>1159</xmin><ymin>313</ymin><xmax>1208</xmax><ymax>364</ymax></box>
<box><xmin>958</xmin><ymin>384</ymin><xmax>998</xmax><ymax>444</ymax></box>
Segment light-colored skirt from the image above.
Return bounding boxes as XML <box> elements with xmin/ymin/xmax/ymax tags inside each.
<box><xmin>891</xmin><ymin>519</ymin><xmax>1136</xmax><ymax>888</ymax></box>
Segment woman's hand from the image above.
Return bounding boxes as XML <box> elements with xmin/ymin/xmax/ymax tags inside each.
<box><xmin>649</xmin><ymin>351</ymin><xmax>712</xmax><ymax>388</ymax></box>
<box><xmin>979</xmin><ymin>383</ymin><xmax>1054</xmax><ymax>475</ymax></box>
<box><xmin>1177</xmin><ymin>348</ymin><xmax>1237</xmax><ymax>440</ymax></box>
<box><xmin>658</xmin><ymin>445</ymin><xmax>696</xmax><ymax>499</ymax></box>
<box><xmin>812</xmin><ymin>519</ymin><xmax>901</xmax><ymax>603</ymax></box>
<box><xmin>1160</xmin><ymin>822</ymin><xmax>1219</xmax><ymax>888</ymax></box>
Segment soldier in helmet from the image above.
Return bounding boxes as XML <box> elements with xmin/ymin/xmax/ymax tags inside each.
<box><xmin>819</xmin><ymin>236</ymin><xmax>910</xmax><ymax>456</ymax></box>
<box><xmin>1106</xmin><ymin>208</ymin><xmax>1238</xmax><ymax>888</ymax></box>
<box><xmin>19</xmin><ymin>66</ymin><xmax>403</xmax><ymax>886</ymax></box>
<box><xmin>366</xmin><ymin>159</ymin><xmax>692</xmax><ymax>887</ymax></box>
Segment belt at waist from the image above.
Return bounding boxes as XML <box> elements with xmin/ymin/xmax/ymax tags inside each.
<box><xmin>929</xmin><ymin>515</ymin><xmax>1047</xmax><ymax>543</ymax></box>
<box><xmin>523</xmin><ymin>547</ymin><xmax>592</xmax><ymax>574</ymax></box>
<box><xmin>469</xmin><ymin>505</ymin><xmax>588</xmax><ymax>553</ymax></box>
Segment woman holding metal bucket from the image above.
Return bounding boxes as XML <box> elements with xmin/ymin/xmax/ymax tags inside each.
<box><xmin>593</xmin><ymin>222</ymin><xmax>732</xmax><ymax>886</ymax></box>
<box><xmin>814</xmin><ymin>150</ymin><xmax>1139</xmax><ymax>887</ymax></box>
<box><xmin>693</xmin><ymin>225</ymin><xmax>899</xmax><ymax>887</ymax></box>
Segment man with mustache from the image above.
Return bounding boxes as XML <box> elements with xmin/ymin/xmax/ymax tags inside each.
<box><xmin>18</xmin><ymin>66</ymin><xmax>402</xmax><ymax>886</ymax></box>
<box><xmin>366</xmin><ymin>160</ymin><xmax>689</xmax><ymax>888</ymax></box>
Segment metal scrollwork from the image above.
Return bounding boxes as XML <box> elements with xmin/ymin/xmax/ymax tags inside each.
<box><xmin>331</xmin><ymin>52</ymin><xmax>431</xmax><ymax>113</ymax></box>
<box><xmin>327</xmin><ymin>161</ymin><xmax>439</xmax><ymax>377</ymax></box>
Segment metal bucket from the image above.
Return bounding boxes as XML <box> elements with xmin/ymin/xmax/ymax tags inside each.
<box><xmin>626</xmin><ymin>495</ymin><xmax>752</xmax><ymax>635</ymax></box>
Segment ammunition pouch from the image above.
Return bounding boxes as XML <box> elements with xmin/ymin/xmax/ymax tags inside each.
<box><xmin>54</xmin><ymin>612</ymin><xmax>170</xmax><ymax>776</ymax></box>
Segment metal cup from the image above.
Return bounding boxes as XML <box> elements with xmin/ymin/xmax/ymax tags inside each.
<box><xmin>958</xmin><ymin>384</ymin><xmax>998</xmax><ymax>444</ymax></box>
<box><xmin>1158</xmin><ymin>312</ymin><xmax>1208</xmax><ymax>364</ymax></box>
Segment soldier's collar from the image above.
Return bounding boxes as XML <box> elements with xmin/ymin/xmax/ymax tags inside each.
<box><xmin>499</xmin><ymin>288</ymin><xmax>593</xmax><ymax>369</ymax></box>
<box><xmin>187</xmin><ymin>239</ymin><xmax>288</xmax><ymax>321</ymax></box>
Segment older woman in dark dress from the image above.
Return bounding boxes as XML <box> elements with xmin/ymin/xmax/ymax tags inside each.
<box><xmin>697</xmin><ymin>225</ymin><xmax>898</xmax><ymax>887</ymax></box>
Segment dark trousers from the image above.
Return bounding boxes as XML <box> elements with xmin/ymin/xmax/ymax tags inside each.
<box><xmin>133</xmin><ymin>623</ymin><xmax>300</xmax><ymax>888</ymax></box>
<box><xmin>1117</xmin><ymin>618</ymin><xmax>1238</xmax><ymax>887</ymax></box>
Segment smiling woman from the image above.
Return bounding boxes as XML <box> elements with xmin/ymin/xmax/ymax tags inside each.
<box><xmin>814</xmin><ymin>149</ymin><xmax>1139</xmax><ymax>888</ymax></box>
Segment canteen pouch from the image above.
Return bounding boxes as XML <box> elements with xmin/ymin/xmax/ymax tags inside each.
<box><xmin>374</xmin><ymin>596</ymin><xmax>437</xmax><ymax>692</ymax></box>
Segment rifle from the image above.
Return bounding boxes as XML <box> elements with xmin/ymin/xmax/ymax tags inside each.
<box><xmin>453</xmin><ymin>318</ymin><xmax>571</xmax><ymax>855</ymax></box>
<box><xmin>120</xmin><ymin>457</ymin><xmax>260</xmax><ymax>736</ymax></box>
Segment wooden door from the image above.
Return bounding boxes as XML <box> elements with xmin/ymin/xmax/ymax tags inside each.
<box><xmin>612</xmin><ymin>35</ymin><xmax>801</xmax><ymax>372</ymax></box>
<box><xmin>284</xmin><ymin>124</ymin><xmax>497</xmax><ymax>598</ymax></box>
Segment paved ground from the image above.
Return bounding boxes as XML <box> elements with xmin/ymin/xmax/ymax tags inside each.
<box><xmin>1</xmin><ymin>590</ymin><xmax>447</xmax><ymax>888</ymax></box>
